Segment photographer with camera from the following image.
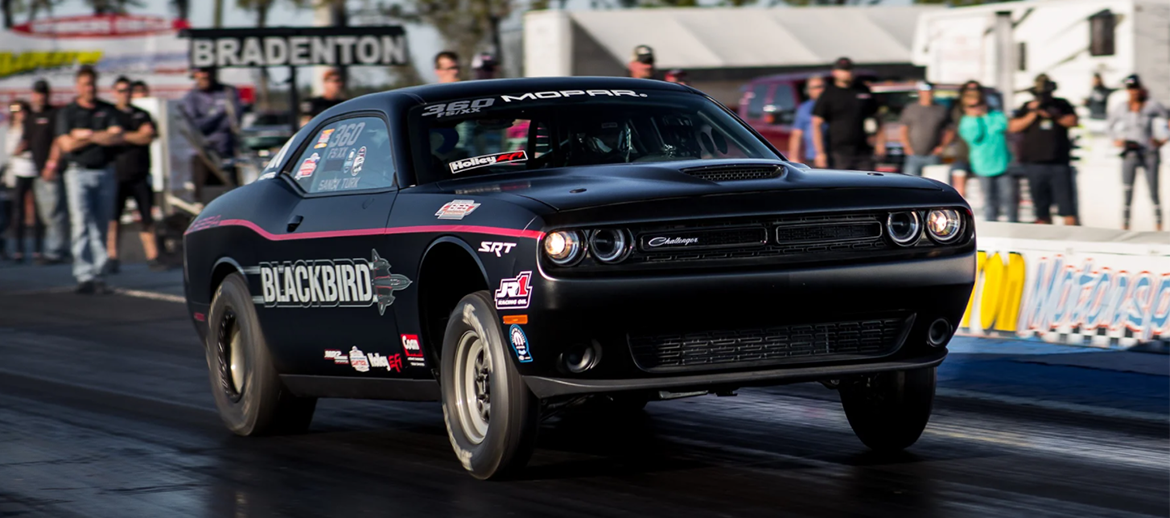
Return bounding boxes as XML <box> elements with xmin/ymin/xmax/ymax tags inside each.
<box><xmin>1108</xmin><ymin>74</ymin><xmax>1168</xmax><ymax>231</ymax></box>
<box><xmin>1009</xmin><ymin>74</ymin><xmax>1079</xmax><ymax>226</ymax></box>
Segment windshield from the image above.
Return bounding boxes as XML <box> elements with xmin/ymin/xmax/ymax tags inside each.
<box><xmin>408</xmin><ymin>90</ymin><xmax>779</xmax><ymax>183</ymax></box>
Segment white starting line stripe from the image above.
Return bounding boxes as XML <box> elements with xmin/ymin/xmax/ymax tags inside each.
<box><xmin>112</xmin><ymin>288</ymin><xmax>186</xmax><ymax>304</ymax></box>
<box><xmin>937</xmin><ymin>388</ymin><xmax>1169</xmax><ymax>424</ymax></box>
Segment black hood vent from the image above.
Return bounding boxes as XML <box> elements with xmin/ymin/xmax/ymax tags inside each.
<box><xmin>681</xmin><ymin>164</ymin><xmax>783</xmax><ymax>182</ymax></box>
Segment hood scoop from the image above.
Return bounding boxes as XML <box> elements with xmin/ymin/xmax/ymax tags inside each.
<box><xmin>680</xmin><ymin>164</ymin><xmax>784</xmax><ymax>182</ymax></box>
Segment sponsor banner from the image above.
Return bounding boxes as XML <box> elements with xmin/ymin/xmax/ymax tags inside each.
<box><xmin>255</xmin><ymin>250</ymin><xmax>412</xmax><ymax>315</ymax></box>
<box><xmin>962</xmin><ymin>237</ymin><xmax>1170</xmax><ymax>347</ymax></box>
<box><xmin>185</xmin><ymin>26</ymin><xmax>409</xmax><ymax>69</ymax></box>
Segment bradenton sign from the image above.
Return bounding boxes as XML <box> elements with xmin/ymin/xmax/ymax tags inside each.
<box><xmin>183</xmin><ymin>27</ymin><xmax>409</xmax><ymax>69</ymax></box>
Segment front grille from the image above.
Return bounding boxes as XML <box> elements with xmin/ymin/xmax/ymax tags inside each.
<box><xmin>628</xmin><ymin>213</ymin><xmax>890</xmax><ymax>264</ymax></box>
<box><xmin>681</xmin><ymin>165</ymin><xmax>782</xmax><ymax>182</ymax></box>
<box><xmin>628</xmin><ymin>315</ymin><xmax>909</xmax><ymax>372</ymax></box>
<box><xmin>638</xmin><ymin>226</ymin><xmax>767</xmax><ymax>252</ymax></box>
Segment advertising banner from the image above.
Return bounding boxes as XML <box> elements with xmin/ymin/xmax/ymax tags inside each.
<box><xmin>962</xmin><ymin>236</ymin><xmax>1170</xmax><ymax>348</ymax></box>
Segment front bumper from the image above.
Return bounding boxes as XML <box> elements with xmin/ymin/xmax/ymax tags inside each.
<box><xmin>510</xmin><ymin>250</ymin><xmax>975</xmax><ymax>396</ymax></box>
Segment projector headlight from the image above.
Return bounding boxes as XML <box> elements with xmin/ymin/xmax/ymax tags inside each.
<box><xmin>886</xmin><ymin>211</ymin><xmax>921</xmax><ymax>246</ymax></box>
<box><xmin>543</xmin><ymin>230</ymin><xmax>584</xmax><ymax>265</ymax></box>
<box><xmin>926</xmin><ymin>209</ymin><xmax>963</xmax><ymax>243</ymax></box>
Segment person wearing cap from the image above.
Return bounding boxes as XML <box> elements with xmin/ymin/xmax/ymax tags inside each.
<box><xmin>181</xmin><ymin>66</ymin><xmax>242</xmax><ymax>203</ymax></box>
<box><xmin>21</xmin><ymin>79</ymin><xmax>68</xmax><ymax>265</ymax></box>
<box><xmin>472</xmin><ymin>52</ymin><xmax>498</xmax><ymax>80</ymax></box>
<box><xmin>664</xmin><ymin>69</ymin><xmax>688</xmax><ymax>86</ymax></box>
<box><xmin>958</xmin><ymin>84</ymin><xmax>1016</xmax><ymax>223</ymax></box>
<box><xmin>811</xmin><ymin>57</ymin><xmax>880</xmax><ymax>170</ymax></box>
<box><xmin>300</xmin><ymin>69</ymin><xmax>347</xmax><ymax>127</ymax></box>
<box><xmin>628</xmin><ymin>45</ymin><xmax>655</xmax><ymax>80</ymax></box>
<box><xmin>55</xmin><ymin>65</ymin><xmax>125</xmax><ymax>294</ymax></box>
<box><xmin>106</xmin><ymin>76</ymin><xmax>163</xmax><ymax>273</ymax></box>
<box><xmin>130</xmin><ymin>80</ymin><xmax>150</xmax><ymax>99</ymax></box>
<box><xmin>435</xmin><ymin>51</ymin><xmax>461</xmax><ymax>83</ymax></box>
<box><xmin>1009</xmin><ymin>73</ymin><xmax>1079</xmax><ymax>225</ymax></box>
<box><xmin>1107</xmin><ymin>74</ymin><xmax>1168</xmax><ymax>231</ymax></box>
<box><xmin>898</xmin><ymin>81</ymin><xmax>954</xmax><ymax>177</ymax></box>
<box><xmin>790</xmin><ymin>75</ymin><xmax>828</xmax><ymax>164</ymax></box>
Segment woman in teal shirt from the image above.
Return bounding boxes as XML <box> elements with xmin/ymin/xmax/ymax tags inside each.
<box><xmin>957</xmin><ymin>85</ymin><xmax>1017</xmax><ymax>222</ymax></box>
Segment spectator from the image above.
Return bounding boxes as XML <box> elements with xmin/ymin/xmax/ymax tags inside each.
<box><xmin>628</xmin><ymin>45</ymin><xmax>655</xmax><ymax>80</ymax></box>
<box><xmin>664</xmin><ymin>69</ymin><xmax>689</xmax><ymax>86</ymax></box>
<box><xmin>1009</xmin><ymin>74</ymin><xmax>1079</xmax><ymax>226</ymax></box>
<box><xmin>1108</xmin><ymin>74</ymin><xmax>1167</xmax><ymax>231</ymax></box>
<box><xmin>6</xmin><ymin>101</ymin><xmax>43</xmax><ymax>262</ymax></box>
<box><xmin>947</xmin><ymin>81</ymin><xmax>983</xmax><ymax>198</ymax></box>
<box><xmin>958</xmin><ymin>86</ymin><xmax>1016</xmax><ymax>222</ymax></box>
<box><xmin>1085</xmin><ymin>73</ymin><xmax>1115</xmax><ymax>121</ymax></box>
<box><xmin>898</xmin><ymin>81</ymin><xmax>954</xmax><ymax>177</ymax></box>
<box><xmin>55</xmin><ymin>65</ymin><xmax>124</xmax><ymax>294</ymax></box>
<box><xmin>811</xmin><ymin>57</ymin><xmax>879</xmax><ymax>170</ymax></box>
<box><xmin>471</xmin><ymin>52</ymin><xmax>498</xmax><ymax>80</ymax></box>
<box><xmin>301</xmin><ymin>69</ymin><xmax>347</xmax><ymax>127</ymax></box>
<box><xmin>25</xmin><ymin>79</ymin><xmax>67</xmax><ymax>265</ymax></box>
<box><xmin>435</xmin><ymin>51</ymin><xmax>461</xmax><ymax>83</ymax></box>
<box><xmin>130</xmin><ymin>81</ymin><xmax>149</xmax><ymax>99</ymax></box>
<box><xmin>181</xmin><ymin>66</ymin><xmax>242</xmax><ymax>203</ymax></box>
<box><xmin>789</xmin><ymin>76</ymin><xmax>827</xmax><ymax>163</ymax></box>
<box><xmin>107</xmin><ymin>76</ymin><xmax>163</xmax><ymax>273</ymax></box>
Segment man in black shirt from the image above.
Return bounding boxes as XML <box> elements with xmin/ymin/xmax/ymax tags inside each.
<box><xmin>55</xmin><ymin>66</ymin><xmax>124</xmax><ymax>294</ymax></box>
<box><xmin>106</xmin><ymin>76</ymin><xmax>162</xmax><ymax>273</ymax></box>
<box><xmin>19</xmin><ymin>79</ymin><xmax>68</xmax><ymax>264</ymax></box>
<box><xmin>811</xmin><ymin>57</ymin><xmax>879</xmax><ymax>170</ymax></box>
<box><xmin>299</xmin><ymin>69</ymin><xmax>346</xmax><ymax>127</ymax></box>
<box><xmin>1009</xmin><ymin>74</ymin><xmax>1079</xmax><ymax>226</ymax></box>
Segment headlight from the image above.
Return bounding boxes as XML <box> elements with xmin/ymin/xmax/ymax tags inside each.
<box><xmin>886</xmin><ymin>211</ymin><xmax>921</xmax><ymax>246</ymax></box>
<box><xmin>926</xmin><ymin>209</ymin><xmax>963</xmax><ymax>243</ymax></box>
<box><xmin>543</xmin><ymin>230</ymin><xmax>584</xmax><ymax>265</ymax></box>
<box><xmin>589</xmin><ymin>229</ymin><xmax>631</xmax><ymax>263</ymax></box>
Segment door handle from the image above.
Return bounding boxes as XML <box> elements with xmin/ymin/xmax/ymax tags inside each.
<box><xmin>287</xmin><ymin>215</ymin><xmax>304</xmax><ymax>232</ymax></box>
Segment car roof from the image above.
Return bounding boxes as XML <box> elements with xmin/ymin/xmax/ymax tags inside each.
<box><xmin>374</xmin><ymin>76</ymin><xmax>694</xmax><ymax>104</ymax></box>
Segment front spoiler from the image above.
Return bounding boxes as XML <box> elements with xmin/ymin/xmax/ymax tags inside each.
<box><xmin>522</xmin><ymin>349</ymin><xmax>948</xmax><ymax>399</ymax></box>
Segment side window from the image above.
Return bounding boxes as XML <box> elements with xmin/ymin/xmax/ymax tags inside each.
<box><xmin>286</xmin><ymin>116</ymin><xmax>395</xmax><ymax>194</ymax></box>
<box><xmin>746</xmin><ymin>83</ymin><xmax>771</xmax><ymax>119</ymax></box>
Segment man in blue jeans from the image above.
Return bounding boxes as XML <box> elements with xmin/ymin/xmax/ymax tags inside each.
<box><xmin>1009</xmin><ymin>74</ymin><xmax>1079</xmax><ymax>226</ymax></box>
<box><xmin>789</xmin><ymin>75</ymin><xmax>827</xmax><ymax>163</ymax></box>
<box><xmin>54</xmin><ymin>66</ymin><xmax>124</xmax><ymax>294</ymax></box>
<box><xmin>899</xmin><ymin>81</ymin><xmax>953</xmax><ymax>176</ymax></box>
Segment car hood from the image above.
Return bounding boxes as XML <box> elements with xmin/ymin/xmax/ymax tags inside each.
<box><xmin>431</xmin><ymin>159</ymin><xmax>943</xmax><ymax>212</ymax></box>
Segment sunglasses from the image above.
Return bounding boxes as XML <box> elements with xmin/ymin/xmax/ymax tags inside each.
<box><xmin>115</xmin><ymin>88</ymin><xmax>130</xmax><ymax>93</ymax></box>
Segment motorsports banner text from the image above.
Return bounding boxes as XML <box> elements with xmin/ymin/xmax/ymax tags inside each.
<box><xmin>185</xmin><ymin>26</ymin><xmax>409</xmax><ymax>69</ymax></box>
<box><xmin>961</xmin><ymin>237</ymin><xmax>1170</xmax><ymax>347</ymax></box>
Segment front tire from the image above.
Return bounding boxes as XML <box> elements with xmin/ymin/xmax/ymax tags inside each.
<box><xmin>839</xmin><ymin>367</ymin><xmax>935</xmax><ymax>452</ymax></box>
<box><xmin>205</xmin><ymin>273</ymin><xmax>316</xmax><ymax>436</ymax></box>
<box><xmin>440</xmin><ymin>290</ymin><xmax>540</xmax><ymax>480</ymax></box>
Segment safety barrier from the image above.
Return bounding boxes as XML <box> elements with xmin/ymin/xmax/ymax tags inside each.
<box><xmin>961</xmin><ymin>222</ymin><xmax>1170</xmax><ymax>348</ymax></box>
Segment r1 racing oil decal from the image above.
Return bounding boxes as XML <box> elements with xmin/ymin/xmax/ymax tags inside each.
<box><xmin>449</xmin><ymin>150</ymin><xmax>527</xmax><ymax>174</ymax></box>
<box><xmin>509</xmin><ymin>325</ymin><xmax>533</xmax><ymax>363</ymax></box>
<box><xmin>435</xmin><ymin>199</ymin><xmax>480</xmax><ymax>220</ymax></box>
<box><xmin>254</xmin><ymin>249</ymin><xmax>411</xmax><ymax>315</ymax></box>
<box><xmin>494</xmin><ymin>271</ymin><xmax>532</xmax><ymax>310</ymax></box>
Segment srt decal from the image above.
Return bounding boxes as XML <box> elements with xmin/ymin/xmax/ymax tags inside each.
<box><xmin>494</xmin><ymin>271</ymin><xmax>532</xmax><ymax>310</ymax></box>
<box><xmin>450</xmin><ymin>150</ymin><xmax>527</xmax><ymax>174</ymax></box>
<box><xmin>256</xmin><ymin>250</ymin><xmax>412</xmax><ymax>315</ymax></box>
<box><xmin>479</xmin><ymin>241</ymin><xmax>517</xmax><ymax>257</ymax></box>
<box><xmin>508</xmin><ymin>325</ymin><xmax>533</xmax><ymax>363</ymax></box>
<box><xmin>349</xmin><ymin>346</ymin><xmax>370</xmax><ymax>372</ymax></box>
<box><xmin>352</xmin><ymin>146</ymin><xmax>366</xmax><ymax>175</ymax></box>
<box><xmin>369</xmin><ymin>352</ymin><xmax>403</xmax><ymax>373</ymax></box>
<box><xmin>647</xmin><ymin>236</ymin><xmax>699</xmax><ymax>248</ymax></box>
<box><xmin>324</xmin><ymin>349</ymin><xmax>349</xmax><ymax>365</ymax></box>
<box><xmin>295</xmin><ymin>153</ymin><xmax>320</xmax><ymax>179</ymax></box>
<box><xmin>500</xmin><ymin>90</ymin><xmax>646</xmax><ymax>103</ymax></box>
<box><xmin>422</xmin><ymin>97</ymin><xmax>494</xmax><ymax>118</ymax></box>
<box><xmin>435</xmin><ymin>199</ymin><xmax>481</xmax><ymax>220</ymax></box>
<box><xmin>400</xmin><ymin>334</ymin><xmax>426</xmax><ymax>367</ymax></box>
<box><xmin>314</xmin><ymin>128</ymin><xmax>335</xmax><ymax>148</ymax></box>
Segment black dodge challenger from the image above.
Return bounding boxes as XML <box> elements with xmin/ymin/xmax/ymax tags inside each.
<box><xmin>183</xmin><ymin>77</ymin><xmax>976</xmax><ymax>479</ymax></box>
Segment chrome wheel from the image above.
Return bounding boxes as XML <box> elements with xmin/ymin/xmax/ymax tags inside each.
<box><xmin>455</xmin><ymin>330</ymin><xmax>492</xmax><ymax>444</ymax></box>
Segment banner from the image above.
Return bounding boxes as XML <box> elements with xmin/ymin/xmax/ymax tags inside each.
<box><xmin>962</xmin><ymin>236</ymin><xmax>1170</xmax><ymax>348</ymax></box>
<box><xmin>184</xmin><ymin>27</ymin><xmax>409</xmax><ymax>69</ymax></box>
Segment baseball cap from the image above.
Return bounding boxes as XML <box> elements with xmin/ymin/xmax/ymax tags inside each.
<box><xmin>664</xmin><ymin>69</ymin><xmax>687</xmax><ymax>82</ymax></box>
<box><xmin>1033</xmin><ymin>73</ymin><xmax>1055</xmax><ymax>92</ymax></box>
<box><xmin>633</xmin><ymin>45</ymin><xmax>654</xmax><ymax>65</ymax></box>
<box><xmin>916</xmin><ymin>81</ymin><xmax>933</xmax><ymax>91</ymax></box>
<box><xmin>1124</xmin><ymin>74</ymin><xmax>1142</xmax><ymax>89</ymax></box>
<box><xmin>471</xmin><ymin>52</ymin><xmax>497</xmax><ymax>71</ymax></box>
<box><xmin>32</xmin><ymin>79</ymin><xmax>49</xmax><ymax>95</ymax></box>
<box><xmin>833</xmin><ymin>57</ymin><xmax>853</xmax><ymax>71</ymax></box>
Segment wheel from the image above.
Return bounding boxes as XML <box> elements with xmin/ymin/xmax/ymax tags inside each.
<box><xmin>838</xmin><ymin>367</ymin><xmax>935</xmax><ymax>452</ymax></box>
<box><xmin>440</xmin><ymin>290</ymin><xmax>540</xmax><ymax>480</ymax></box>
<box><xmin>205</xmin><ymin>273</ymin><xmax>316</xmax><ymax>436</ymax></box>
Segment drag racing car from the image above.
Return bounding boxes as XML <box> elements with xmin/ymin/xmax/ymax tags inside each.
<box><xmin>183</xmin><ymin>77</ymin><xmax>976</xmax><ymax>480</ymax></box>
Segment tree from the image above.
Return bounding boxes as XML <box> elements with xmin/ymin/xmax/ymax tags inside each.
<box><xmin>382</xmin><ymin>0</ymin><xmax>513</xmax><ymax>75</ymax></box>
